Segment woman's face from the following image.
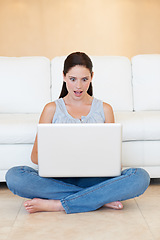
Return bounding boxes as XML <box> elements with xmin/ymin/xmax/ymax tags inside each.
<box><xmin>63</xmin><ymin>65</ymin><xmax>93</xmax><ymax>99</ymax></box>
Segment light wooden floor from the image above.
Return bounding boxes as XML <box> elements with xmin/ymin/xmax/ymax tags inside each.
<box><xmin>0</xmin><ymin>179</ymin><xmax>160</xmax><ymax>240</ymax></box>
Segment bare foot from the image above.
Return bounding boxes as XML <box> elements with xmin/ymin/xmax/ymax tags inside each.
<box><xmin>24</xmin><ymin>198</ymin><xmax>65</xmax><ymax>214</ymax></box>
<box><xmin>103</xmin><ymin>201</ymin><xmax>123</xmax><ymax>210</ymax></box>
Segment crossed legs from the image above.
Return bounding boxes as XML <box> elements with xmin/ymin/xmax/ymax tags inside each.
<box><xmin>6</xmin><ymin>166</ymin><xmax>150</xmax><ymax>214</ymax></box>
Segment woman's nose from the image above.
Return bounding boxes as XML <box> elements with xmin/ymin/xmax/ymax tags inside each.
<box><xmin>76</xmin><ymin>80</ymin><xmax>82</xmax><ymax>88</ymax></box>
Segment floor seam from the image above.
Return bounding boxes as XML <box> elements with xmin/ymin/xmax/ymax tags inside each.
<box><xmin>6</xmin><ymin>199</ymin><xmax>24</xmax><ymax>240</ymax></box>
<box><xmin>135</xmin><ymin>199</ymin><xmax>155</xmax><ymax>240</ymax></box>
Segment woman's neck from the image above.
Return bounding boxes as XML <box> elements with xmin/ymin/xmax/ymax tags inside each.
<box><xmin>63</xmin><ymin>94</ymin><xmax>93</xmax><ymax>107</ymax></box>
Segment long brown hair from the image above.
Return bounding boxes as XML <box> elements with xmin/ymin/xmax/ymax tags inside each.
<box><xmin>59</xmin><ymin>52</ymin><xmax>93</xmax><ymax>98</ymax></box>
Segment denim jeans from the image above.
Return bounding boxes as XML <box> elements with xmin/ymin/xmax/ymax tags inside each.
<box><xmin>5</xmin><ymin>166</ymin><xmax>150</xmax><ymax>214</ymax></box>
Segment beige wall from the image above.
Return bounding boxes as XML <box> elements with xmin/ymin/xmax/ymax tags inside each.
<box><xmin>0</xmin><ymin>0</ymin><xmax>160</xmax><ymax>59</ymax></box>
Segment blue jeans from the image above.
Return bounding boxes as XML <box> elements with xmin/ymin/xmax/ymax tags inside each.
<box><xmin>5</xmin><ymin>166</ymin><xmax>150</xmax><ymax>214</ymax></box>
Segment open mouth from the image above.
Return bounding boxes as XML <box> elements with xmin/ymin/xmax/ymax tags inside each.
<box><xmin>74</xmin><ymin>91</ymin><xmax>83</xmax><ymax>96</ymax></box>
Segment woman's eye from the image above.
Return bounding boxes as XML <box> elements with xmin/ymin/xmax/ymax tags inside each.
<box><xmin>82</xmin><ymin>78</ymin><xmax>88</xmax><ymax>81</ymax></box>
<box><xmin>70</xmin><ymin>77</ymin><xmax>75</xmax><ymax>81</ymax></box>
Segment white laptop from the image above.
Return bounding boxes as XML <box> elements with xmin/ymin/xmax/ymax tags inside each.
<box><xmin>37</xmin><ymin>123</ymin><xmax>122</xmax><ymax>177</ymax></box>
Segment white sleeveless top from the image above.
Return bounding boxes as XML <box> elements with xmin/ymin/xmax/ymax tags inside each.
<box><xmin>52</xmin><ymin>98</ymin><xmax>105</xmax><ymax>123</ymax></box>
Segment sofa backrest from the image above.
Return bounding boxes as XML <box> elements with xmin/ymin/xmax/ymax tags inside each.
<box><xmin>132</xmin><ymin>54</ymin><xmax>160</xmax><ymax>111</ymax></box>
<box><xmin>4</xmin><ymin>55</ymin><xmax>159</xmax><ymax>114</ymax></box>
<box><xmin>0</xmin><ymin>57</ymin><xmax>51</xmax><ymax>113</ymax></box>
<box><xmin>51</xmin><ymin>56</ymin><xmax>133</xmax><ymax>111</ymax></box>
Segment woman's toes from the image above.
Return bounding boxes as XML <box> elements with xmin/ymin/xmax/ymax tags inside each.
<box><xmin>104</xmin><ymin>201</ymin><xmax>123</xmax><ymax>210</ymax></box>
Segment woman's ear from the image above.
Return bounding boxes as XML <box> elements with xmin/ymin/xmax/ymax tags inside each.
<box><xmin>91</xmin><ymin>72</ymin><xmax>94</xmax><ymax>81</ymax></box>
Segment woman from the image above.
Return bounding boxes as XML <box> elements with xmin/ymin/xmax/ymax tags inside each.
<box><xmin>5</xmin><ymin>52</ymin><xmax>150</xmax><ymax>214</ymax></box>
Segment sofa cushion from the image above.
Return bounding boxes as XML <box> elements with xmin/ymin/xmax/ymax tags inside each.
<box><xmin>115</xmin><ymin>111</ymin><xmax>160</xmax><ymax>141</ymax></box>
<box><xmin>132</xmin><ymin>54</ymin><xmax>160</xmax><ymax>111</ymax></box>
<box><xmin>122</xmin><ymin>141</ymin><xmax>160</xmax><ymax>167</ymax></box>
<box><xmin>51</xmin><ymin>56</ymin><xmax>133</xmax><ymax>111</ymax></box>
<box><xmin>0</xmin><ymin>144</ymin><xmax>37</xmax><ymax>172</ymax></box>
<box><xmin>0</xmin><ymin>114</ymin><xmax>39</xmax><ymax>144</ymax></box>
<box><xmin>0</xmin><ymin>57</ymin><xmax>51</xmax><ymax>113</ymax></box>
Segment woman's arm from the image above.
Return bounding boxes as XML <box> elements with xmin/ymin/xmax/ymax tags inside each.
<box><xmin>31</xmin><ymin>102</ymin><xmax>56</xmax><ymax>165</ymax></box>
<box><xmin>103</xmin><ymin>102</ymin><xmax>123</xmax><ymax>169</ymax></box>
<box><xmin>103</xmin><ymin>102</ymin><xmax>115</xmax><ymax>123</ymax></box>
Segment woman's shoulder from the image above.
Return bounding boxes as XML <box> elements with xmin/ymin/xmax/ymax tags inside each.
<box><xmin>44</xmin><ymin>101</ymin><xmax>56</xmax><ymax>112</ymax></box>
<box><xmin>39</xmin><ymin>101</ymin><xmax>56</xmax><ymax>123</ymax></box>
<box><xmin>93</xmin><ymin>98</ymin><xmax>113</xmax><ymax>114</ymax></box>
<box><xmin>102</xmin><ymin>101</ymin><xmax>115</xmax><ymax>123</ymax></box>
<box><xmin>103</xmin><ymin>101</ymin><xmax>113</xmax><ymax>111</ymax></box>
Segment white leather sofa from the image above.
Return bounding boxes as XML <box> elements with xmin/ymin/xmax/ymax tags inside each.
<box><xmin>0</xmin><ymin>54</ymin><xmax>160</xmax><ymax>182</ymax></box>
